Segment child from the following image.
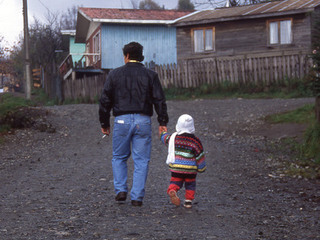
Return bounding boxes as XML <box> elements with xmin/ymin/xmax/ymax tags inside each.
<box><xmin>160</xmin><ymin>114</ymin><xmax>206</xmax><ymax>208</ymax></box>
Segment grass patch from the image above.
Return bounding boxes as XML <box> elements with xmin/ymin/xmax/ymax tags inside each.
<box><xmin>266</xmin><ymin>104</ymin><xmax>320</xmax><ymax>179</ymax></box>
<box><xmin>31</xmin><ymin>89</ymin><xmax>59</xmax><ymax>106</ymax></box>
<box><xmin>265</xmin><ymin>104</ymin><xmax>315</xmax><ymax>124</ymax></box>
<box><xmin>0</xmin><ymin>93</ymin><xmax>32</xmax><ymax>143</ymax></box>
<box><xmin>0</xmin><ymin>93</ymin><xmax>31</xmax><ymax>117</ymax></box>
<box><xmin>301</xmin><ymin>122</ymin><xmax>320</xmax><ymax>164</ymax></box>
<box><xmin>164</xmin><ymin>78</ymin><xmax>314</xmax><ymax>101</ymax></box>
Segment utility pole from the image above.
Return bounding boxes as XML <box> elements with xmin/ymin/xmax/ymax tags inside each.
<box><xmin>23</xmin><ymin>0</ymin><xmax>31</xmax><ymax>99</ymax></box>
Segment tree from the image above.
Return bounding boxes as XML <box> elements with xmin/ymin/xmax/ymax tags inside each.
<box><xmin>129</xmin><ymin>0</ymin><xmax>139</xmax><ymax>9</ymax></box>
<box><xmin>194</xmin><ymin>0</ymin><xmax>275</xmax><ymax>9</ymax></box>
<box><xmin>0</xmin><ymin>36</ymin><xmax>17</xmax><ymax>89</ymax></box>
<box><xmin>10</xmin><ymin>10</ymin><xmax>65</xmax><ymax>99</ymax></box>
<box><xmin>59</xmin><ymin>5</ymin><xmax>78</xmax><ymax>30</ymax></box>
<box><xmin>178</xmin><ymin>0</ymin><xmax>195</xmax><ymax>10</ymax></box>
<box><xmin>312</xmin><ymin>11</ymin><xmax>320</xmax><ymax>123</ymax></box>
<box><xmin>139</xmin><ymin>0</ymin><xmax>162</xmax><ymax>10</ymax></box>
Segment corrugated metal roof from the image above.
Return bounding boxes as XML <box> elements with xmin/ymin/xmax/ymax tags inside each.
<box><xmin>175</xmin><ymin>0</ymin><xmax>320</xmax><ymax>25</ymax></box>
<box><xmin>79</xmin><ymin>8</ymin><xmax>193</xmax><ymax>22</ymax></box>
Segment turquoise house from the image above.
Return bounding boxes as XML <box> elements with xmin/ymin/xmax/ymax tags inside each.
<box><xmin>75</xmin><ymin>8</ymin><xmax>193</xmax><ymax>70</ymax></box>
<box><xmin>61</xmin><ymin>30</ymin><xmax>86</xmax><ymax>64</ymax></box>
<box><xmin>59</xmin><ymin>30</ymin><xmax>88</xmax><ymax>80</ymax></box>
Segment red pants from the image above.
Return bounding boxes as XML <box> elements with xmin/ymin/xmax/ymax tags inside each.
<box><xmin>167</xmin><ymin>173</ymin><xmax>196</xmax><ymax>201</ymax></box>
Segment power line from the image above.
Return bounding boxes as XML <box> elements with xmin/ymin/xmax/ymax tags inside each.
<box><xmin>37</xmin><ymin>0</ymin><xmax>55</xmax><ymax>16</ymax></box>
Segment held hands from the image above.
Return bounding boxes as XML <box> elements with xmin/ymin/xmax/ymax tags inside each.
<box><xmin>158</xmin><ymin>126</ymin><xmax>167</xmax><ymax>138</ymax></box>
<box><xmin>101</xmin><ymin>127</ymin><xmax>110</xmax><ymax>136</ymax></box>
<box><xmin>102</xmin><ymin>126</ymin><xmax>166</xmax><ymax>137</ymax></box>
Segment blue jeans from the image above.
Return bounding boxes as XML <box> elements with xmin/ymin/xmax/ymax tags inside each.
<box><xmin>112</xmin><ymin>114</ymin><xmax>152</xmax><ymax>201</ymax></box>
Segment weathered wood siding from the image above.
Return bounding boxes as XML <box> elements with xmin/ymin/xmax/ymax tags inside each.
<box><xmin>101</xmin><ymin>24</ymin><xmax>177</xmax><ymax>69</ymax></box>
<box><xmin>177</xmin><ymin>13</ymin><xmax>312</xmax><ymax>61</ymax></box>
<box><xmin>62</xmin><ymin>74</ymin><xmax>106</xmax><ymax>101</ymax></box>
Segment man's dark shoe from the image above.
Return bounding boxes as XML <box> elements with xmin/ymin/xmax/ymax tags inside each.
<box><xmin>131</xmin><ymin>200</ymin><xmax>143</xmax><ymax>206</ymax></box>
<box><xmin>115</xmin><ymin>192</ymin><xmax>127</xmax><ymax>201</ymax></box>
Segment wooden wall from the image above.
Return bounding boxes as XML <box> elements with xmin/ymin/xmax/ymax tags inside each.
<box><xmin>177</xmin><ymin>13</ymin><xmax>312</xmax><ymax>62</ymax></box>
<box><xmin>155</xmin><ymin>52</ymin><xmax>313</xmax><ymax>88</ymax></box>
<box><xmin>101</xmin><ymin>24</ymin><xmax>177</xmax><ymax>69</ymax></box>
<box><xmin>62</xmin><ymin>74</ymin><xmax>106</xmax><ymax>101</ymax></box>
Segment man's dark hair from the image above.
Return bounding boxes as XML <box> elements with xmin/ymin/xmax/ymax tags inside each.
<box><xmin>123</xmin><ymin>42</ymin><xmax>145</xmax><ymax>62</ymax></box>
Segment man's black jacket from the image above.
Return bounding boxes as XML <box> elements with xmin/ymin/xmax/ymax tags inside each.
<box><xmin>99</xmin><ymin>62</ymin><xmax>169</xmax><ymax>128</ymax></box>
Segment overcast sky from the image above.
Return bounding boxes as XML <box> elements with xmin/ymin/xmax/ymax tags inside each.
<box><xmin>0</xmin><ymin>0</ymin><xmax>221</xmax><ymax>48</ymax></box>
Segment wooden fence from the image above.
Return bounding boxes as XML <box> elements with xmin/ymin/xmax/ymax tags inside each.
<box><xmin>154</xmin><ymin>53</ymin><xmax>314</xmax><ymax>88</ymax></box>
<box><xmin>62</xmin><ymin>74</ymin><xmax>106</xmax><ymax>101</ymax></box>
<box><xmin>60</xmin><ymin>52</ymin><xmax>313</xmax><ymax>101</ymax></box>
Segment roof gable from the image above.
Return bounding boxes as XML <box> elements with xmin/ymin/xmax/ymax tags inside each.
<box><xmin>79</xmin><ymin>8</ymin><xmax>193</xmax><ymax>22</ymax></box>
<box><xmin>175</xmin><ymin>0</ymin><xmax>320</xmax><ymax>26</ymax></box>
<box><xmin>75</xmin><ymin>8</ymin><xmax>193</xmax><ymax>43</ymax></box>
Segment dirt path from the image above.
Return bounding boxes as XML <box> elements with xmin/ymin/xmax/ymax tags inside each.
<box><xmin>0</xmin><ymin>98</ymin><xmax>319</xmax><ymax>240</ymax></box>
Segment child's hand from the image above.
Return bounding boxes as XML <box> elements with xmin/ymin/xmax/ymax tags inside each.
<box><xmin>159</xmin><ymin>126</ymin><xmax>167</xmax><ymax>137</ymax></box>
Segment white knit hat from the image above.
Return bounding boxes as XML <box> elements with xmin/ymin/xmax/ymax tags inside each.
<box><xmin>176</xmin><ymin>114</ymin><xmax>195</xmax><ymax>134</ymax></box>
<box><xmin>166</xmin><ymin>114</ymin><xmax>195</xmax><ymax>165</ymax></box>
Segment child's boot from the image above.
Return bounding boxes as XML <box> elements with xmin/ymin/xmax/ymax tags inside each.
<box><xmin>168</xmin><ymin>190</ymin><xmax>180</xmax><ymax>206</ymax></box>
<box><xmin>183</xmin><ymin>200</ymin><xmax>192</xmax><ymax>208</ymax></box>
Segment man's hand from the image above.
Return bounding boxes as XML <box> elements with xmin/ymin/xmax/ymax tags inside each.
<box><xmin>101</xmin><ymin>127</ymin><xmax>110</xmax><ymax>136</ymax></box>
<box><xmin>159</xmin><ymin>126</ymin><xmax>167</xmax><ymax>137</ymax></box>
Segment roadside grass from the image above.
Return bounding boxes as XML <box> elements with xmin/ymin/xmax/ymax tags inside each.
<box><xmin>0</xmin><ymin>93</ymin><xmax>31</xmax><ymax>142</ymax></box>
<box><xmin>265</xmin><ymin>104</ymin><xmax>315</xmax><ymax>124</ymax></box>
<box><xmin>164</xmin><ymin>79</ymin><xmax>313</xmax><ymax>100</ymax></box>
<box><xmin>32</xmin><ymin>88</ymin><xmax>58</xmax><ymax>106</ymax></box>
<box><xmin>266</xmin><ymin>104</ymin><xmax>320</xmax><ymax>179</ymax></box>
<box><xmin>0</xmin><ymin>93</ymin><xmax>31</xmax><ymax>117</ymax></box>
<box><xmin>0</xmin><ymin>90</ymin><xmax>54</xmax><ymax>141</ymax></box>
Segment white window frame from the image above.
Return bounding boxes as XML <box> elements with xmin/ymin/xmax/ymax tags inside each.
<box><xmin>85</xmin><ymin>42</ymin><xmax>90</xmax><ymax>66</ymax></box>
<box><xmin>93</xmin><ymin>31</ymin><xmax>101</xmax><ymax>63</ymax></box>
<box><xmin>192</xmin><ymin>27</ymin><xmax>215</xmax><ymax>53</ymax></box>
<box><xmin>268</xmin><ymin>18</ymin><xmax>292</xmax><ymax>45</ymax></box>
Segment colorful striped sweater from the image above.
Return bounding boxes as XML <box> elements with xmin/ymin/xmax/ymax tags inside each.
<box><xmin>160</xmin><ymin>132</ymin><xmax>206</xmax><ymax>174</ymax></box>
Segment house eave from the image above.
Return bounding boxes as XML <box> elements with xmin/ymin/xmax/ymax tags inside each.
<box><xmin>169</xmin><ymin>10</ymin><xmax>203</xmax><ymax>25</ymax></box>
<box><xmin>75</xmin><ymin>9</ymin><xmax>92</xmax><ymax>43</ymax></box>
<box><xmin>61</xmin><ymin>30</ymin><xmax>76</xmax><ymax>36</ymax></box>
<box><xmin>174</xmin><ymin>8</ymin><xmax>315</xmax><ymax>27</ymax></box>
<box><xmin>91</xmin><ymin>18</ymin><xmax>174</xmax><ymax>25</ymax></box>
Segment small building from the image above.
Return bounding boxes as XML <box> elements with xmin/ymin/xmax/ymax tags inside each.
<box><xmin>61</xmin><ymin>30</ymin><xmax>86</xmax><ymax>64</ymax></box>
<box><xmin>59</xmin><ymin>30</ymin><xmax>103</xmax><ymax>81</ymax></box>
<box><xmin>75</xmin><ymin>8</ymin><xmax>193</xmax><ymax>70</ymax></box>
<box><xmin>173</xmin><ymin>0</ymin><xmax>320</xmax><ymax>62</ymax></box>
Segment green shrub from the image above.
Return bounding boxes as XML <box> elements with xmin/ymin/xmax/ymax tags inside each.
<box><xmin>0</xmin><ymin>93</ymin><xmax>31</xmax><ymax>117</ymax></box>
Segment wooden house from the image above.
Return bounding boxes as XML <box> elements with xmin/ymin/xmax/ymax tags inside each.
<box><xmin>147</xmin><ymin>0</ymin><xmax>319</xmax><ymax>88</ymax></box>
<box><xmin>61</xmin><ymin>30</ymin><xmax>86</xmax><ymax>64</ymax></box>
<box><xmin>173</xmin><ymin>0</ymin><xmax>320</xmax><ymax>62</ymax></box>
<box><xmin>59</xmin><ymin>30</ymin><xmax>92</xmax><ymax>80</ymax></box>
<box><xmin>74</xmin><ymin>8</ymin><xmax>193</xmax><ymax>70</ymax></box>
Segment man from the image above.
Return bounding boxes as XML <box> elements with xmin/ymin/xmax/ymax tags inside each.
<box><xmin>99</xmin><ymin>42</ymin><xmax>168</xmax><ymax>206</ymax></box>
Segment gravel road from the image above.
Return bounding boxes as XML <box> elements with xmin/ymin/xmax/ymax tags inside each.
<box><xmin>0</xmin><ymin>98</ymin><xmax>319</xmax><ymax>240</ymax></box>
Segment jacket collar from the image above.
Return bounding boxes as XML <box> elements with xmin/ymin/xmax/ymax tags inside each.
<box><xmin>126</xmin><ymin>61</ymin><xmax>144</xmax><ymax>66</ymax></box>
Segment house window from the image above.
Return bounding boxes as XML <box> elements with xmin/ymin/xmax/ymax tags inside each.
<box><xmin>93</xmin><ymin>31</ymin><xmax>101</xmax><ymax>63</ymax></box>
<box><xmin>269</xmin><ymin>19</ymin><xmax>292</xmax><ymax>45</ymax></box>
<box><xmin>193</xmin><ymin>27</ymin><xmax>215</xmax><ymax>53</ymax></box>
